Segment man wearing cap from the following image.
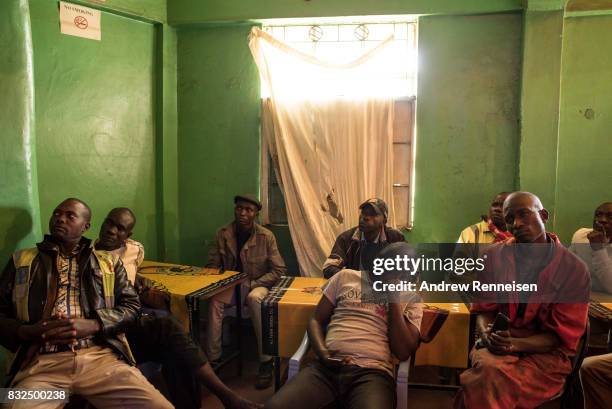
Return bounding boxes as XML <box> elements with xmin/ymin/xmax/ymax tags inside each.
<box><xmin>206</xmin><ymin>195</ymin><xmax>287</xmax><ymax>389</ymax></box>
<box><xmin>323</xmin><ymin>198</ymin><xmax>404</xmax><ymax>278</ymax></box>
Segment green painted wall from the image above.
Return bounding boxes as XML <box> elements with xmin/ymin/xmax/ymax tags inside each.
<box><xmin>72</xmin><ymin>0</ymin><xmax>167</xmax><ymax>22</ymax></box>
<box><xmin>30</xmin><ymin>0</ymin><xmax>161</xmax><ymax>257</ymax></box>
<box><xmin>408</xmin><ymin>13</ymin><xmax>522</xmax><ymax>244</ymax></box>
<box><xmin>519</xmin><ymin>10</ymin><xmax>564</xmax><ymax>218</ymax></box>
<box><xmin>555</xmin><ymin>14</ymin><xmax>612</xmax><ymax>240</ymax></box>
<box><xmin>157</xmin><ymin>24</ymin><xmax>180</xmax><ymax>262</ymax></box>
<box><xmin>0</xmin><ymin>0</ymin><xmax>42</xmax><ymax>265</ymax></box>
<box><xmin>168</xmin><ymin>0</ymin><xmax>523</xmax><ymax>24</ymax></box>
<box><xmin>0</xmin><ymin>0</ymin><xmax>42</xmax><ymax>387</ymax></box>
<box><xmin>176</xmin><ymin>24</ymin><xmax>261</xmax><ymax>265</ymax></box>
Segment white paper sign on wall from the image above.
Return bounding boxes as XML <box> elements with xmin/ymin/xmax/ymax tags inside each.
<box><xmin>59</xmin><ymin>1</ymin><xmax>101</xmax><ymax>41</ymax></box>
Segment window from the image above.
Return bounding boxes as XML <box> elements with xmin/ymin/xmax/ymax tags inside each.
<box><xmin>260</xmin><ymin>19</ymin><xmax>417</xmax><ymax>229</ymax></box>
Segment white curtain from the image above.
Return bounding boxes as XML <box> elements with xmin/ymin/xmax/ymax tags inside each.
<box><xmin>250</xmin><ymin>27</ymin><xmax>397</xmax><ymax>277</ymax></box>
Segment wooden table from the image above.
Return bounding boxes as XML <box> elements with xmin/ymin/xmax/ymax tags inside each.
<box><xmin>137</xmin><ymin>260</ymin><xmax>248</xmax><ymax>344</ymax></box>
<box><xmin>262</xmin><ymin>276</ymin><xmax>473</xmax><ymax>387</ymax></box>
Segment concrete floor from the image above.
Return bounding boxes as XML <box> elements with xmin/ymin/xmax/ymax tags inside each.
<box><xmin>201</xmin><ymin>325</ymin><xmax>457</xmax><ymax>409</ymax></box>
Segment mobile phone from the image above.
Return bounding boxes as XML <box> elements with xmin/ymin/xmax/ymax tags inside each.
<box><xmin>490</xmin><ymin>312</ymin><xmax>510</xmax><ymax>333</ymax></box>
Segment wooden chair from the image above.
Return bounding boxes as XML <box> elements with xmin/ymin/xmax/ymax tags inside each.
<box><xmin>288</xmin><ymin>307</ymin><xmax>449</xmax><ymax>409</ymax></box>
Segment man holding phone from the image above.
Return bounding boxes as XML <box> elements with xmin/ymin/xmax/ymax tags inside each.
<box><xmin>454</xmin><ymin>192</ymin><xmax>590</xmax><ymax>409</ymax></box>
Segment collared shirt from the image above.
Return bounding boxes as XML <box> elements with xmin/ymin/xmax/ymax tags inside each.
<box><xmin>457</xmin><ymin>220</ymin><xmax>496</xmax><ymax>244</ymax></box>
<box><xmin>207</xmin><ymin>222</ymin><xmax>286</xmax><ymax>288</ymax></box>
<box><xmin>109</xmin><ymin>239</ymin><xmax>144</xmax><ymax>285</ymax></box>
<box><xmin>323</xmin><ymin>226</ymin><xmax>405</xmax><ymax>279</ymax></box>
<box><xmin>52</xmin><ymin>244</ymin><xmax>84</xmax><ymax>319</ymax></box>
<box><xmin>44</xmin><ymin>244</ymin><xmax>84</xmax><ymax>353</ymax></box>
<box><xmin>569</xmin><ymin>228</ymin><xmax>612</xmax><ymax>294</ymax></box>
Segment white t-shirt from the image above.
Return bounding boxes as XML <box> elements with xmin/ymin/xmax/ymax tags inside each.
<box><xmin>569</xmin><ymin>228</ymin><xmax>612</xmax><ymax>294</ymax></box>
<box><xmin>323</xmin><ymin>269</ymin><xmax>423</xmax><ymax>376</ymax></box>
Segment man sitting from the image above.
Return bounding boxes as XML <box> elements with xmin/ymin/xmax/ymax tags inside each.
<box><xmin>0</xmin><ymin>198</ymin><xmax>172</xmax><ymax>409</ymax></box>
<box><xmin>323</xmin><ymin>198</ymin><xmax>404</xmax><ymax>279</ymax></box>
<box><xmin>206</xmin><ymin>194</ymin><xmax>287</xmax><ymax>389</ymax></box>
<box><xmin>266</xmin><ymin>242</ymin><xmax>422</xmax><ymax>409</ymax></box>
<box><xmin>570</xmin><ymin>202</ymin><xmax>612</xmax><ymax>294</ymax></box>
<box><xmin>95</xmin><ymin>207</ymin><xmax>261</xmax><ymax>409</ymax></box>
<box><xmin>457</xmin><ymin>191</ymin><xmax>512</xmax><ymax>246</ymax></box>
<box><xmin>454</xmin><ymin>192</ymin><xmax>590</xmax><ymax>409</ymax></box>
<box><xmin>580</xmin><ymin>352</ymin><xmax>612</xmax><ymax>409</ymax></box>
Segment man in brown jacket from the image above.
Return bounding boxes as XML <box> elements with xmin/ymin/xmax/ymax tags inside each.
<box><xmin>206</xmin><ymin>195</ymin><xmax>287</xmax><ymax>389</ymax></box>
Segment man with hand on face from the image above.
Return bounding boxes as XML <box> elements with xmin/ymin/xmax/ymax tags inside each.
<box><xmin>570</xmin><ymin>202</ymin><xmax>612</xmax><ymax>294</ymax></box>
<box><xmin>323</xmin><ymin>198</ymin><xmax>404</xmax><ymax>279</ymax></box>
<box><xmin>454</xmin><ymin>192</ymin><xmax>590</xmax><ymax>409</ymax></box>
<box><xmin>95</xmin><ymin>207</ymin><xmax>261</xmax><ymax>409</ymax></box>
<box><xmin>265</xmin><ymin>242</ymin><xmax>422</xmax><ymax>409</ymax></box>
<box><xmin>0</xmin><ymin>198</ymin><xmax>172</xmax><ymax>409</ymax></box>
<box><xmin>206</xmin><ymin>195</ymin><xmax>286</xmax><ymax>389</ymax></box>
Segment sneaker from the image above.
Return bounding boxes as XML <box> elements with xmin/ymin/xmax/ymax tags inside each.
<box><xmin>255</xmin><ymin>359</ymin><xmax>274</xmax><ymax>390</ymax></box>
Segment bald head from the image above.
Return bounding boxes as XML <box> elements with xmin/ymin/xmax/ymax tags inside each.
<box><xmin>49</xmin><ymin>198</ymin><xmax>91</xmax><ymax>243</ymax></box>
<box><xmin>503</xmin><ymin>192</ymin><xmax>548</xmax><ymax>243</ymax></box>
<box><xmin>109</xmin><ymin>207</ymin><xmax>136</xmax><ymax>229</ymax></box>
<box><xmin>61</xmin><ymin>198</ymin><xmax>92</xmax><ymax>221</ymax></box>
<box><xmin>97</xmin><ymin>207</ymin><xmax>136</xmax><ymax>251</ymax></box>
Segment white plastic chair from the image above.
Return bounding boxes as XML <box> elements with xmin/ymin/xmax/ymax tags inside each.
<box><xmin>287</xmin><ymin>334</ymin><xmax>412</xmax><ymax>409</ymax></box>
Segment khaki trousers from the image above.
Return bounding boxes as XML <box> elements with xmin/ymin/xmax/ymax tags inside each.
<box><xmin>580</xmin><ymin>353</ymin><xmax>612</xmax><ymax>409</ymax></box>
<box><xmin>206</xmin><ymin>284</ymin><xmax>270</xmax><ymax>363</ymax></box>
<box><xmin>9</xmin><ymin>346</ymin><xmax>173</xmax><ymax>409</ymax></box>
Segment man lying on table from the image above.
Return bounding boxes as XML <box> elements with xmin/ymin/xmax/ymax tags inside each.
<box><xmin>95</xmin><ymin>207</ymin><xmax>261</xmax><ymax>409</ymax></box>
<box><xmin>454</xmin><ymin>192</ymin><xmax>590</xmax><ymax>409</ymax></box>
<box><xmin>0</xmin><ymin>198</ymin><xmax>172</xmax><ymax>409</ymax></box>
<box><xmin>266</xmin><ymin>242</ymin><xmax>422</xmax><ymax>409</ymax></box>
<box><xmin>323</xmin><ymin>198</ymin><xmax>404</xmax><ymax>279</ymax></box>
<box><xmin>570</xmin><ymin>202</ymin><xmax>612</xmax><ymax>294</ymax></box>
<box><xmin>206</xmin><ymin>194</ymin><xmax>287</xmax><ymax>389</ymax></box>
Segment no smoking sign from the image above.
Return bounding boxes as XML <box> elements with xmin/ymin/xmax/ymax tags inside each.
<box><xmin>74</xmin><ymin>16</ymin><xmax>88</xmax><ymax>30</ymax></box>
<box><xmin>59</xmin><ymin>1</ymin><xmax>100</xmax><ymax>41</ymax></box>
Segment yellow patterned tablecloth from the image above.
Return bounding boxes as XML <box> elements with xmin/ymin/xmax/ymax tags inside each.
<box><xmin>591</xmin><ymin>291</ymin><xmax>612</xmax><ymax>310</ymax></box>
<box><xmin>137</xmin><ymin>260</ymin><xmax>246</xmax><ymax>332</ymax></box>
<box><xmin>262</xmin><ymin>276</ymin><xmax>472</xmax><ymax>368</ymax></box>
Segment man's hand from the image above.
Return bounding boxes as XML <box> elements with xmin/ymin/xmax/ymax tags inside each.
<box><xmin>17</xmin><ymin>314</ymin><xmax>72</xmax><ymax>342</ymax></box>
<box><xmin>41</xmin><ymin>315</ymin><xmax>101</xmax><ymax>345</ymax></box>
<box><xmin>318</xmin><ymin>348</ymin><xmax>352</xmax><ymax>369</ymax></box>
<box><xmin>487</xmin><ymin>330</ymin><xmax>515</xmax><ymax>355</ymax></box>
<box><xmin>588</xmin><ymin>225</ymin><xmax>609</xmax><ymax>251</ymax></box>
<box><xmin>226</xmin><ymin>397</ymin><xmax>263</xmax><ymax>409</ymax></box>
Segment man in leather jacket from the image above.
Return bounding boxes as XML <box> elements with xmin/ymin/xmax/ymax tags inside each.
<box><xmin>0</xmin><ymin>198</ymin><xmax>172</xmax><ymax>409</ymax></box>
<box><xmin>322</xmin><ymin>198</ymin><xmax>405</xmax><ymax>279</ymax></box>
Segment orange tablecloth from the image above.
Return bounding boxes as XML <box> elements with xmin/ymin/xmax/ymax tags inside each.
<box><xmin>262</xmin><ymin>276</ymin><xmax>472</xmax><ymax>368</ymax></box>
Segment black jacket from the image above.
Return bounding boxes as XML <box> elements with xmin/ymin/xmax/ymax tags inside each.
<box><xmin>0</xmin><ymin>236</ymin><xmax>140</xmax><ymax>381</ymax></box>
<box><xmin>322</xmin><ymin>226</ymin><xmax>405</xmax><ymax>278</ymax></box>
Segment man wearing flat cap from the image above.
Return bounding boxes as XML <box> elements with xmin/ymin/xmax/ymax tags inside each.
<box><xmin>206</xmin><ymin>194</ymin><xmax>287</xmax><ymax>389</ymax></box>
<box><xmin>323</xmin><ymin>198</ymin><xmax>405</xmax><ymax>278</ymax></box>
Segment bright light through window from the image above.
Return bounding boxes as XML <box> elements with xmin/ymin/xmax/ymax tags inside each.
<box><xmin>261</xmin><ymin>21</ymin><xmax>417</xmax><ymax>99</ymax></box>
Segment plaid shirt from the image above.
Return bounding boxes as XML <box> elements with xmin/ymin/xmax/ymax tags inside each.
<box><xmin>43</xmin><ymin>244</ymin><xmax>85</xmax><ymax>352</ymax></box>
